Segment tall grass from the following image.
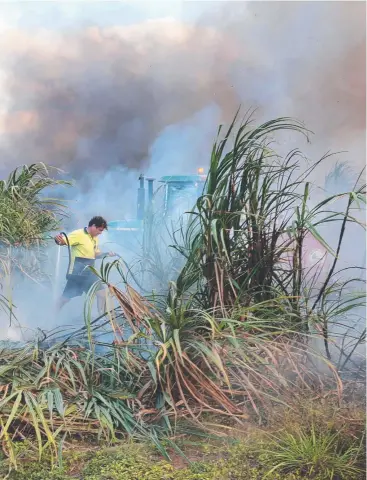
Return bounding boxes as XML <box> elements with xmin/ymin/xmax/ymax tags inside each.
<box><xmin>88</xmin><ymin>273</ymin><xmax>343</xmax><ymax>426</ymax></box>
<box><xmin>79</xmin><ymin>111</ymin><xmax>365</xmax><ymax>433</ymax></box>
<box><xmin>0</xmin><ymin>343</ymin><xmax>168</xmax><ymax>469</ymax></box>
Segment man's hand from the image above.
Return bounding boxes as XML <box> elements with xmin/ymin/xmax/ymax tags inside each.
<box><xmin>54</xmin><ymin>234</ymin><xmax>66</xmax><ymax>246</ymax></box>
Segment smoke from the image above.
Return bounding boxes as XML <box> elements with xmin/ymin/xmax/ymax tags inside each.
<box><xmin>0</xmin><ymin>17</ymin><xmax>240</xmax><ymax>180</ymax></box>
<box><xmin>0</xmin><ymin>2</ymin><xmax>364</xmax><ymax>181</ymax></box>
<box><xmin>206</xmin><ymin>1</ymin><xmax>366</xmax><ymax>178</ymax></box>
<box><xmin>0</xmin><ymin>2</ymin><xmax>365</xmax><ymax>357</ymax></box>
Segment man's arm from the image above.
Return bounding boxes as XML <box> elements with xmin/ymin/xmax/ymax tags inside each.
<box><xmin>95</xmin><ymin>239</ymin><xmax>116</xmax><ymax>258</ymax></box>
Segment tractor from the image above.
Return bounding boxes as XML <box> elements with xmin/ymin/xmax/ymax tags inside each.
<box><xmin>107</xmin><ymin>171</ymin><xmax>207</xmax><ymax>255</ymax></box>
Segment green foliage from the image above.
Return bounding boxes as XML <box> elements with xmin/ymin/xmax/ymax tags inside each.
<box><xmin>0</xmin><ymin>344</ymin><xmax>169</xmax><ymax>469</ymax></box>
<box><xmin>86</xmin><ymin>271</ymin><xmax>342</xmax><ymax>432</ymax></box>
<box><xmin>260</xmin><ymin>427</ymin><xmax>364</xmax><ymax>479</ymax></box>
<box><xmin>0</xmin><ymin>113</ymin><xmax>365</xmax><ymax>474</ymax></box>
<box><xmin>5</xmin><ymin>464</ymin><xmax>70</xmax><ymax>480</ymax></box>
<box><xmin>171</xmin><ymin>112</ymin><xmax>365</xmax><ymax>323</ymax></box>
<box><xmin>0</xmin><ymin>163</ymin><xmax>69</xmax><ymax>246</ymax></box>
<box><xmin>0</xmin><ymin>163</ymin><xmax>70</xmax><ymax>314</ymax></box>
<box><xmin>82</xmin><ymin>446</ymin><xmax>174</xmax><ymax>480</ymax></box>
<box><xmin>76</xmin><ymin>112</ymin><xmax>363</xmax><ymax>458</ymax></box>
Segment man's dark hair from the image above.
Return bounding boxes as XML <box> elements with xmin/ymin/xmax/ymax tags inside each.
<box><xmin>88</xmin><ymin>216</ymin><xmax>108</xmax><ymax>230</ymax></box>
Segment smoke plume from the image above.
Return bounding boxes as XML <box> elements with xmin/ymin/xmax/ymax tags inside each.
<box><xmin>0</xmin><ymin>1</ymin><xmax>364</xmax><ymax>183</ymax></box>
<box><xmin>0</xmin><ymin>19</ymin><xmax>240</xmax><ymax>179</ymax></box>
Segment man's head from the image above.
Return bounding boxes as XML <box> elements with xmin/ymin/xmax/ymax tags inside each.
<box><xmin>88</xmin><ymin>216</ymin><xmax>108</xmax><ymax>237</ymax></box>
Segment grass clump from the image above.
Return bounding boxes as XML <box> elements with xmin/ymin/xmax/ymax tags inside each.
<box><xmin>0</xmin><ymin>163</ymin><xmax>70</xmax><ymax>313</ymax></box>
<box><xmin>0</xmin><ymin>163</ymin><xmax>69</xmax><ymax>247</ymax></box>
<box><xmin>259</xmin><ymin>396</ymin><xmax>366</xmax><ymax>479</ymax></box>
<box><xmin>260</xmin><ymin>426</ymin><xmax>364</xmax><ymax>479</ymax></box>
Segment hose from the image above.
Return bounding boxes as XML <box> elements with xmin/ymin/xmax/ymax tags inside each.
<box><xmin>56</xmin><ymin>232</ymin><xmax>72</xmax><ymax>280</ymax></box>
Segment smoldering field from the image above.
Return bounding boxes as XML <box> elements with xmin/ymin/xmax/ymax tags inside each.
<box><xmin>0</xmin><ymin>2</ymin><xmax>365</xmax><ymax>363</ymax></box>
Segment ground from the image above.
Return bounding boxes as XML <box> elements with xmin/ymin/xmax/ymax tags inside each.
<box><xmin>1</xmin><ymin>403</ymin><xmax>365</xmax><ymax>480</ymax></box>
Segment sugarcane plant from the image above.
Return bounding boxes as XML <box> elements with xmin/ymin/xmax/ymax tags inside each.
<box><xmin>0</xmin><ymin>163</ymin><xmax>70</xmax><ymax>316</ymax></box>
<box><xmin>172</xmin><ymin>112</ymin><xmax>366</xmax><ymax>327</ymax></box>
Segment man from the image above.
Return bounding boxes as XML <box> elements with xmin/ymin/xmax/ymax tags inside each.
<box><xmin>54</xmin><ymin>216</ymin><xmax>116</xmax><ymax>314</ymax></box>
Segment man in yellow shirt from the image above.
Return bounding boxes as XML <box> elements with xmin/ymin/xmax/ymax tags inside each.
<box><xmin>54</xmin><ymin>216</ymin><xmax>116</xmax><ymax>314</ymax></box>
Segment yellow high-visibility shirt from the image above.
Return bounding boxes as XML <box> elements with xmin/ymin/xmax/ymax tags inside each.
<box><xmin>66</xmin><ymin>228</ymin><xmax>101</xmax><ymax>273</ymax></box>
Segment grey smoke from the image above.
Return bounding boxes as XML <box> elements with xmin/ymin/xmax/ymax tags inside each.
<box><xmin>0</xmin><ymin>19</ymin><xmax>239</xmax><ymax>180</ymax></box>
<box><xmin>0</xmin><ymin>1</ymin><xmax>364</xmax><ymax>183</ymax></box>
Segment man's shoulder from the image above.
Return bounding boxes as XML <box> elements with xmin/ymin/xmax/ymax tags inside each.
<box><xmin>68</xmin><ymin>228</ymin><xmax>84</xmax><ymax>237</ymax></box>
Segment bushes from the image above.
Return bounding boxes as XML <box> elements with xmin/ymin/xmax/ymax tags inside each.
<box><xmin>0</xmin><ymin>344</ymin><xmax>168</xmax><ymax>466</ymax></box>
<box><xmin>82</xmin><ymin>447</ymin><xmax>175</xmax><ymax>480</ymax></box>
<box><xmin>0</xmin><ymin>163</ymin><xmax>70</xmax><ymax>312</ymax></box>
